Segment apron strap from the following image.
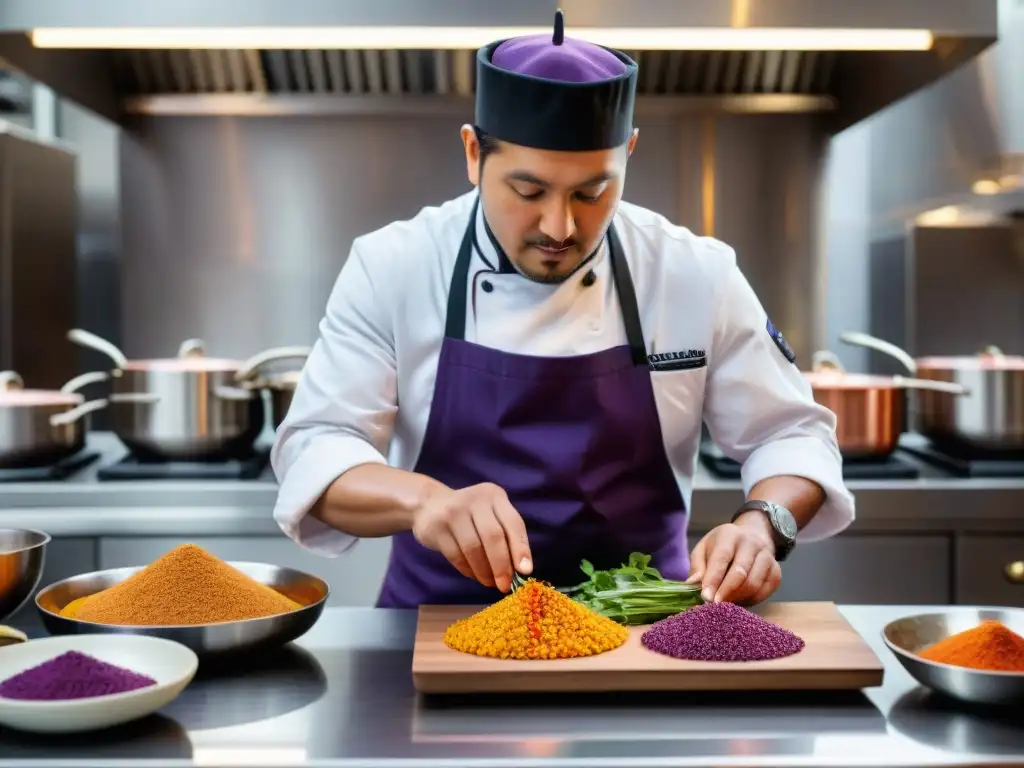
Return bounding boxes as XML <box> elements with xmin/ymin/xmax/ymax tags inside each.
<box><xmin>444</xmin><ymin>198</ymin><xmax>480</xmax><ymax>341</ymax></box>
<box><xmin>606</xmin><ymin>221</ymin><xmax>648</xmax><ymax>367</ymax></box>
<box><xmin>445</xmin><ymin>196</ymin><xmax>650</xmax><ymax>367</ymax></box>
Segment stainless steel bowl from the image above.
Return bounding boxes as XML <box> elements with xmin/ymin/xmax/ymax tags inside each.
<box><xmin>0</xmin><ymin>528</ymin><xmax>50</xmax><ymax>621</ymax></box>
<box><xmin>882</xmin><ymin>608</ymin><xmax>1024</xmax><ymax>706</ymax></box>
<box><xmin>35</xmin><ymin>561</ymin><xmax>329</xmax><ymax>657</ymax></box>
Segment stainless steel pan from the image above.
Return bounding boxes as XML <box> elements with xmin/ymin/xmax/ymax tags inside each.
<box><xmin>67</xmin><ymin>329</ymin><xmax>310</xmax><ymax>461</ymax></box>
<box><xmin>840</xmin><ymin>331</ymin><xmax>1024</xmax><ymax>452</ymax></box>
<box><xmin>0</xmin><ymin>371</ymin><xmax>109</xmax><ymax>468</ymax></box>
<box><xmin>803</xmin><ymin>351</ymin><xmax>967</xmax><ymax>459</ymax></box>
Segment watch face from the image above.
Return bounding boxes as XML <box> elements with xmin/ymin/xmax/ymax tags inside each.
<box><xmin>769</xmin><ymin>504</ymin><xmax>798</xmax><ymax>540</ymax></box>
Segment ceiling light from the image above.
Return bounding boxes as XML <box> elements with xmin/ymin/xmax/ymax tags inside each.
<box><xmin>29</xmin><ymin>26</ymin><xmax>935</xmax><ymax>51</ymax></box>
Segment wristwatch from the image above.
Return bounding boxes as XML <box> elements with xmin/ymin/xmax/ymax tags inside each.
<box><xmin>731</xmin><ymin>500</ymin><xmax>798</xmax><ymax>562</ymax></box>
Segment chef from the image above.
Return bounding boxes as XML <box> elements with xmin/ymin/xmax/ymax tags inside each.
<box><xmin>271</xmin><ymin>12</ymin><xmax>855</xmax><ymax>609</ymax></box>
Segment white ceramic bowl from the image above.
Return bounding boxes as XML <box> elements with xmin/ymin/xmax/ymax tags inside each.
<box><xmin>0</xmin><ymin>634</ymin><xmax>198</xmax><ymax>733</ymax></box>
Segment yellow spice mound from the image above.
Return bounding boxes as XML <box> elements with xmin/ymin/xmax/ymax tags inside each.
<box><xmin>444</xmin><ymin>579</ymin><xmax>628</xmax><ymax>660</ymax></box>
<box><xmin>60</xmin><ymin>544</ymin><xmax>301</xmax><ymax>626</ymax></box>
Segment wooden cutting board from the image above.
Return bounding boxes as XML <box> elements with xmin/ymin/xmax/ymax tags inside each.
<box><xmin>412</xmin><ymin>601</ymin><xmax>885</xmax><ymax>694</ymax></box>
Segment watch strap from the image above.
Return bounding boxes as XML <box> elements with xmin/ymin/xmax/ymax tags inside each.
<box><xmin>731</xmin><ymin>500</ymin><xmax>796</xmax><ymax>561</ymax></box>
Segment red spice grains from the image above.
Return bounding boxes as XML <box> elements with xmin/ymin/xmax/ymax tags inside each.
<box><xmin>641</xmin><ymin>602</ymin><xmax>805</xmax><ymax>662</ymax></box>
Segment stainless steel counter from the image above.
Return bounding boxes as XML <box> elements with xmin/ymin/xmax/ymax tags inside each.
<box><xmin>2</xmin><ymin>605</ymin><xmax>1022</xmax><ymax>768</ymax></box>
<box><xmin>1</xmin><ymin>434</ymin><xmax>1023</xmax><ymax>536</ymax></box>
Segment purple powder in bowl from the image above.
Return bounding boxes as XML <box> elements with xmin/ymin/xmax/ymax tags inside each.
<box><xmin>0</xmin><ymin>651</ymin><xmax>157</xmax><ymax>701</ymax></box>
<box><xmin>641</xmin><ymin>602</ymin><xmax>805</xmax><ymax>662</ymax></box>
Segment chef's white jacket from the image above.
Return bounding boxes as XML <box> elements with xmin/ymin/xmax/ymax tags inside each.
<box><xmin>272</xmin><ymin>190</ymin><xmax>855</xmax><ymax>556</ymax></box>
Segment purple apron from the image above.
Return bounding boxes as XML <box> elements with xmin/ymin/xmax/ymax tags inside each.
<box><xmin>376</xmin><ymin>198</ymin><xmax>689</xmax><ymax>607</ymax></box>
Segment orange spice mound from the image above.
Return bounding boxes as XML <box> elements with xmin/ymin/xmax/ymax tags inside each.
<box><xmin>60</xmin><ymin>544</ymin><xmax>301</xmax><ymax>626</ymax></box>
<box><xmin>443</xmin><ymin>579</ymin><xmax>628</xmax><ymax>660</ymax></box>
<box><xmin>918</xmin><ymin>620</ymin><xmax>1024</xmax><ymax>672</ymax></box>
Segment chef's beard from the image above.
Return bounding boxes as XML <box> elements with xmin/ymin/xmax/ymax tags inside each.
<box><xmin>511</xmin><ymin>237</ymin><xmax>589</xmax><ymax>284</ymax></box>
<box><xmin>512</xmin><ymin>253</ymin><xmax>583</xmax><ymax>284</ymax></box>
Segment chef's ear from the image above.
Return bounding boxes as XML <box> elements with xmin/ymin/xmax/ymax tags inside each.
<box><xmin>627</xmin><ymin>128</ymin><xmax>639</xmax><ymax>156</ymax></box>
<box><xmin>461</xmin><ymin>124</ymin><xmax>481</xmax><ymax>187</ymax></box>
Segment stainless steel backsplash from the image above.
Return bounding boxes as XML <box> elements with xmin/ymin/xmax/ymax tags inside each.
<box><xmin>115</xmin><ymin>113</ymin><xmax>826</xmax><ymax>363</ymax></box>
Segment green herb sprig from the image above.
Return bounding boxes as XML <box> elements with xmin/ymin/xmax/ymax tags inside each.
<box><xmin>565</xmin><ymin>552</ymin><xmax>703</xmax><ymax>626</ymax></box>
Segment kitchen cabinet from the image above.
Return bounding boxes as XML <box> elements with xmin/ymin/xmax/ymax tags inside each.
<box><xmin>689</xmin><ymin>531</ymin><xmax>951</xmax><ymax>605</ymax></box>
<box><xmin>955</xmin><ymin>535</ymin><xmax>1024</xmax><ymax>608</ymax></box>
<box><xmin>99</xmin><ymin>536</ymin><xmax>392</xmax><ymax>607</ymax></box>
<box><xmin>10</xmin><ymin>537</ymin><xmax>96</xmax><ymax>626</ymax></box>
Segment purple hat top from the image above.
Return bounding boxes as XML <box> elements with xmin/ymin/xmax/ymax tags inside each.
<box><xmin>491</xmin><ymin>12</ymin><xmax>627</xmax><ymax>83</ymax></box>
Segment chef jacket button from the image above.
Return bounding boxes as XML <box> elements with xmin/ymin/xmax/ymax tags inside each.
<box><xmin>482</xmin><ymin>280</ymin><xmax>494</xmax><ymax>293</ymax></box>
<box><xmin>581</xmin><ymin>270</ymin><xmax>596</xmax><ymax>287</ymax></box>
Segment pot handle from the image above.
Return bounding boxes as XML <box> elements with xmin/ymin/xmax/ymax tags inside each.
<box><xmin>67</xmin><ymin>329</ymin><xmax>129</xmax><ymax>369</ymax></box>
<box><xmin>234</xmin><ymin>346</ymin><xmax>313</xmax><ymax>382</ymax></box>
<box><xmin>109</xmin><ymin>392</ymin><xmax>161</xmax><ymax>404</ymax></box>
<box><xmin>214</xmin><ymin>385</ymin><xmax>256</xmax><ymax>402</ymax></box>
<box><xmin>0</xmin><ymin>371</ymin><xmax>24</xmax><ymax>391</ymax></box>
<box><xmin>838</xmin><ymin>331</ymin><xmax>917</xmax><ymax>375</ymax></box>
<box><xmin>892</xmin><ymin>376</ymin><xmax>969</xmax><ymax>396</ymax></box>
<box><xmin>50</xmin><ymin>398</ymin><xmax>109</xmax><ymax>427</ymax></box>
<box><xmin>59</xmin><ymin>371</ymin><xmax>110</xmax><ymax>394</ymax></box>
<box><xmin>178</xmin><ymin>338</ymin><xmax>206</xmax><ymax>358</ymax></box>
<box><xmin>811</xmin><ymin>351</ymin><xmax>846</xmax><ymax>373</ymax></box>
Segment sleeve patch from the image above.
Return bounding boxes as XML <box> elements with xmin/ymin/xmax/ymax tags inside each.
<box><xmin>766</xmin><ymin>319</ymin><xmax>797</xmax><ymax>364</ymax></box>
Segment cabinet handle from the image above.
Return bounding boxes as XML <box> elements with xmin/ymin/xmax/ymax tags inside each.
<box><xmin>1006</xmin><ymin>561</ymin><xmax>1024</xmax><ymax>585</ymax></box>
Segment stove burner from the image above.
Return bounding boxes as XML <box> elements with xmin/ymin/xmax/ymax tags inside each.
<box><xmin>0</xmin><ymin>451</ymin><xmax>100</xmax><ymax>483</ymax></box>
<box><xmin>898</xmin><ymin>440</ymin><xmax>1024</xmax><ymax>478</ymax></box>
<box><xmin>698</xmin><ymin>443</ymin><xmax>919</xmax><ymax>480</ymax></box>
<box><xmin>96</xmin><ymin>449</ymin><xmax>271</xmax><ymax>481</ymax></box>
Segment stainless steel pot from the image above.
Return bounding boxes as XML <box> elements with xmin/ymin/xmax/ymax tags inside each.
<box><xmin>0</xmin><ymin>371</ymin><xmax>109</xmax><ymax>468</ymax></box>
<box><xmin>803</xmin><ymin>351</ymin><xmax>967</xmax><ymax>460</ymax></box>
<box><xmin>67</xmin><ymin>329</ymin><xmax>310</xmax><ymax>461</ymax></box>
<box><xmin>840</xmin><ymin>331</ymin><xmax>1024</xmax><ymax>452</ymax></box>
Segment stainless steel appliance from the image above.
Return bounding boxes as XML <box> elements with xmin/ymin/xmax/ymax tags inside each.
<box><xmin>0</xmin><ymin>1</ymin><xmax>999</xmax><ymax>133</ymax></box>
<box><xmin>0</xmin><ymin>124</ymin><xmax>77</xmax><ymax>390</ymax></box>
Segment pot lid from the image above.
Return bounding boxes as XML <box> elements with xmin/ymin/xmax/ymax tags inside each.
<box><xmin>0</xmin><ymin>390</ymin><xmax>84</xmax><ymax>406</ymax></box>
<box><xmin>0</xmin><ymin>370</ymin><xmax>90</xmax><ymax>406</ymax></box>
<box><xmin>122</xmin><ymin>358</ymin><xmax>244</xmax><ymax>373</ymax></box>
<box><xmin>916</xmin><ymin>351</ymin><xmax>1024</xmax><ymax>370</ymax></box>
<box><xmin>803</xmin><ymin>371</ymin><xmax>903</xmax><ymax>390</ymax></box>
<box><xmin>120</xmin><ymin>337</ymin><xmax>244</xmax><ymax>372</ymax></box>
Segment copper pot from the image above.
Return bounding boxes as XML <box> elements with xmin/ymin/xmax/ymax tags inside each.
<box><xmin>840</xmin><ymin>332</ymin><xmax>1024</xmax><ymax>452</ymax></box>
<box><xmin>803</xmin><ymin>352</ymin><xmax>967</xmax><ymax>459</ymax></box>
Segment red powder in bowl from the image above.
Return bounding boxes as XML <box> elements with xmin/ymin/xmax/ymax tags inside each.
<box><xmin>641</xmin><ymin>602</ymin><xmax>805</xmax><ymax>661</ymax></box>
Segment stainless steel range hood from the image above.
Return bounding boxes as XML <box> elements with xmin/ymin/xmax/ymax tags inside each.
<box><xmin>871</xmin><ymin>0</ymin><xmax>1024</xmax><ymax>222</ymax></box>
<box><xmin>0</xmin><ymin>0</ymin><xmax>999</xmax><ymax>131</ymax></box>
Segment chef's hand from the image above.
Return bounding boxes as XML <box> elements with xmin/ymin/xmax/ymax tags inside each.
<box><xmin>685</xmin><ymin>518</ymin><xmax>781</xmax><ymax>605</ymax></box>
<box><xmin>412</xmin><ymin>482</ymin><xmax>533</xmax><ymax>593</ymax></box>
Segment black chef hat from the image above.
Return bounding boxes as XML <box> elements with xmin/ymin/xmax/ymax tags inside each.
<box><xmin>475</xmin><ymin>10</ymin><xmax>639</xmax><ymax>152</ymax></box>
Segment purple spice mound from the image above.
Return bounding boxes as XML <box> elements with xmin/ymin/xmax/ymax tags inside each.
<box><xmin>641</xmin><ymin>602</ymin><xmax>805</xmax><ymax>662</ymax></box>
<box><xmin>0</xmin><ymin>651</ymin><xmax>157</xmax><ymax>701</ymax></box>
